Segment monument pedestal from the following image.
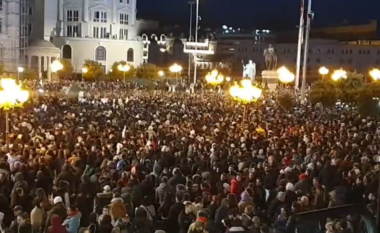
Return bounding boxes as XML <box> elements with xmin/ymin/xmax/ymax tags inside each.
<box><xmin>261</xmin><ymin>70</ymin><xmax>278</xmax><ymax>91</ymax></box>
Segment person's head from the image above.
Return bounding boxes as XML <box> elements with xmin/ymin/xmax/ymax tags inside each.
<box><xmin>34</xmin><ymin>197</ymin><xmax>43</xmax><ymax>208</ymax></box>
<box><xmin>15</xmin><ymin>188</ymin><xmax>23</xmax><ymax>197</ymax></box>
<box><xmin>13</xmin><ymin>206</ymin><xmax>23</xmax><ymax>216</ymax></box>
<box><xmin>102</xmin><ymin>207</ymin><xmax>109</xmax><ymax>216</ymax></box>
<box><xmin>100</xmin><ymin>214</ymin><xmax>112</xmax><ymax>225</ymax></box>
<box><xmin>280</xmin><ymin>208</ymin><xmax>288</xmax><ymax>217</ymax></box>
<box><xmin>244</xmin><ymin>205</ymin><xmax>254</xmax><ymax>215</ymax></box>
<box><xmin>67</xmin><ymin>205</ymin><xmax>78</xmax><ymax>215</ymax></box>
<box><xmin>17</xmin><ymin>212</ymin><xmax>28</xmax><ymax>224</ymax></box>
<box><xmin>236</xmin><ymin>174</ymin><xmax>242</xmax><ymax>182</ymax></box>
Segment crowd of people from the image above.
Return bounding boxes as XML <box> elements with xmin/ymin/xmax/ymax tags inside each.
<box><xmin>0</xmin><ymin>80</ymin><xmax>378</xmax><ymax>233</ymax></box>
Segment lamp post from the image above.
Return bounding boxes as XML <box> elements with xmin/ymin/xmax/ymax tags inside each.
<box><xmin>81</xmin><ymin>67</ymin><xmax>88</xmax><ymax>81</ymax></box>
<box><xmin>188</xmin><ymin>1</ymin><xmax>195</xmax><ymax>79</ymax></box>
<box><xmin>319</xmin><ymin>66</ymin><xmax>329</xmax><ymax>79</ymax></box>
<box><xmin>205</xmin><ymin>69</ymin><xmax>224</xmax><ymax>86</ymax></box>
<box><xmin>193</xmin><ymin>0</ymin><xmax>200</xmax><ymax>84</ymax></box>
<box><xmin>331</xmin><ymin>69</ymin><xmax>347</xmax><ymax>81</ymax></box>
<box><xmin>369</xmin><ymin>68</ymin><xmax>380</xmax><ymax>81</ymax></box>
<box><xmin>50</xmin><ymin>60</ymin><xmax>63</xmax><ymax>81</ymax></box>
<box><xmin>169</xmin><ymin>63</ymin><xmax>182</xmax><ymax>81</ymax></box>
<box><xmin>118</xmin><ymin>64</ymin><xmax>130</xmax><ymax>82</ymax></box>
<box><xmin>0</xmin><ymin>78</ymin><xmax>29</xmax><ymax>150</ymax></box>
<box><xmin>17</xmin><ymin>67</ymin><xmax>24</xmax><ymax>82</ymax></box>
<box><xmin>229</xmin><ymin>79</ymin><xmax>262</xmax><ymax>123</ymax></box>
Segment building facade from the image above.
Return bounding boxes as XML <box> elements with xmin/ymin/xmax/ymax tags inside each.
<box><xmin>0</xmin><ymin>0</ymin><xmax>29</xmax><ymax>72</ymax></box>
<box><xmin>28</xmin><ymin>0</ymin><xmax>149</xmax><ymax>76</ymax></box>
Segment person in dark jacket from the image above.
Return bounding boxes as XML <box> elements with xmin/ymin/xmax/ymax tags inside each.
<box><xmin>168</xmin><ymin>168</ymin><xmax>186</xmax><ymax>188</ymax></box>
<box><xmin>167</xmin><ymin>193</ymin><xmax>184</xmax><ymax>233</ymax></box>
<box><xmin>44</xmin><ymin>196</ymin><xmax>67</xmax><ymax>233</ymax></box>
<box><xmin>98</xmin><ymin>215</ymin><xmax>113</xmax><ymax>233</ymax></box>
<box><xmin>178</xmin><ymin>202</ymin><xmax>196</xmax><ymax>233</ymax></box>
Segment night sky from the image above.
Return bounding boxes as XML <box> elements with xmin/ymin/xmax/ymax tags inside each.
<box><xmin>137</xmin><ymin>0</ymin><xmax>379</xmax><ymax>29</ymax></box>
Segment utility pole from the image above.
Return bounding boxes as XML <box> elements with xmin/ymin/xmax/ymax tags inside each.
<box><xmin>295</xmin><ymin>0</ymin><xmax>305</xmax><ymax>90</ymax></box>
<box><xmin>188</xmin><ymin>1</ymin><xmax>194</xmax><ymax>79</ymax></box>
<box><xmin>301</xmin><ymin>0</ymin><xmax>313</xmax><ymax>102</ymax></box>
<box><xmin>193</xmin><ymin>0</ymin><xmax>199</xmax><ymax>84</ymax></box>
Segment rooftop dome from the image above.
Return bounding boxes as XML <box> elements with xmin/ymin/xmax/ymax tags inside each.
<box><xmin>28</xmin><ymin>39</ymin><xmax>57</xmax><ymax>48</ymax></box>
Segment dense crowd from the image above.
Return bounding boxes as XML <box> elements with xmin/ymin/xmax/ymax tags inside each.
<box><xmin>0</xmin><ymin>80</ymin><xmax>378</xmax><ymax>233</ymax></box>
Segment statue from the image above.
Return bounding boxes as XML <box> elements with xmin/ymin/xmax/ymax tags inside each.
<box><xmin>242</xmin><ymin>60</ymin><xmax>256</xmax><ymax>81</ymax></box>
<box><xmin>263</xmin><ymin>44</ymin><xmax>278</xmax><ymax>70</ymax></box>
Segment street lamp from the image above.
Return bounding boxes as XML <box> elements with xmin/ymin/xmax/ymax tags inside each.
<box><xmin>331</xmin><ymin>69</ymin><xmax>347</xmax><ymax>81</ymax></box>
<box><xmin>229</xmin><ymin>79</ymin><xmax>262</xmax><ymax>122</ymax></box>
<box><xmin>169</xmin><ymin>63</ymin><xmax>182</xmax><ymax>81</ymax></box>
<box><xmin>118</xmin><ymin>64</ymin><xmax>130</xmax><ymax>81</ymax></box>
<box><xmin>319</xmin><ymin>66</ymin><xmax>329</xmax><ymax>79</ymax></box>
<box><xmin>81</xmin><ymin>67</ymin><xmax>88</xmax><ymax>81</ymax></box>
<box><xmin>369</xmin><ymin>68</ymin><xmax>380</xmax><ymax>81</ymax></box>
<box><xmin>17</xmin><ymin>67</ymin><xmax>24</xmax><ymax>81</ymax></box>
<box><xmin>277</xmin><ymin>66</ymin><xmax>295</xmax><ymax>84</ymax></box>
<box><xmin>158</xmin><ymin>70</ymin><xmax>165</xmax><ymax>77</ymax></box>
<box><xmin>0</xmin><ymin>78</ymin><xmax>29</xmax><ymax>149</ymax></box>
<box><xmin>50</xmin><ymin>60</ymin><xmax>63</xmax><ymax>81</ymax></box>
<box><xmin>226</xmin><ymin>77</ymin><xmax>231</xmax><ymax>82</ymax></box>
<box><xmin>205</xmin><ymin>69</ymin><xmax>224</xmax><ymax>85</ymax></box>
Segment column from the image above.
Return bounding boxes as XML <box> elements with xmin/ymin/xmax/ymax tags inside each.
<box><xmin>112</xmin><ymin>0</ymin><xmax>117</xmax><ymax>24</ymax></box>
<box><xmin>58</xmin><ymin>0</ymin><xmax>64</xmax><ymax>21</ymax></box>
<box><xmin>47</xmin><ymin>56</ymin><xmax>52</xmax><ymax>82</ymax></box>
<box><xmin>37</xmin><ymin>56</ymin><xmax>42</xmax><ymax>78</ymax></box>
<box><xmin>83</xmin><ymin>0</ymin><xmax>89</xmax><ymax>22</ymax></box>
<box><xmin>27</xmin><ymin>56</ymin><xmax>31</xmax><ymax>68</ymax></box>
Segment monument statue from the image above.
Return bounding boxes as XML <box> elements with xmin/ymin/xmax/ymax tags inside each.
<box><xmin>242</xmin><ymin>60</ymin><xmax>256</xmax><ymax>81</ymax></box>
<box><xmin>263</xmin><ymin>44</ymin><xmax>278</xmax><ymax>70</ymax></box>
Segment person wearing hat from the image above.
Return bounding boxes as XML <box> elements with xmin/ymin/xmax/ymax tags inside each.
<box><xmin>95</xmin><ymin>185</ymin><xmax>113</xmax><ymax>215</ymax></box>
<box><xmin>9</xmin><ymin>206</ymin><xmax>23</xmax><ymax>233</ymax></box>
<box><xmin>44</xmin><ymin>196</ymin><xmax>67</xmax><ymax>233</ymax></box>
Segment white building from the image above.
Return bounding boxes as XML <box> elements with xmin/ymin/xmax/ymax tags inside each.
<box><xmin>0</xmin><ymin>0</ymin><xmax>29</xmax><ymax>72</ymax></box>
<box><xmin>28</xmin><ymin>0</ymin><xmax>151</xmax><ymax>78</ymax></box>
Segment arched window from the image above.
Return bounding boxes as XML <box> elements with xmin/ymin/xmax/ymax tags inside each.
<box><xmin>95</xmin><ymin>46</ymin><xmax>106</xmax><ymax>61</ymax></box>
<box><xmin>62</xmin><ymin>45</ymin><xmax>72</xmax><ymax>59</ymax></box>
<box><xmin>127</xmin><ymin>48</ymin><xmax>134</xmax><ymax>62</ymax></box>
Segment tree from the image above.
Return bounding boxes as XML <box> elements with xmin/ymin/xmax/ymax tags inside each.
<box><xmin>57</xmin><ymin>59</ymin><xmax>74</xmax><ymax>79</ymax></box>
<box><xmin>335</xmin><ymin>71</ymin><xmax>364</xmax><ymax>104</ymax></box>
<box><xmin>22</xmin><ymin>68</ymin><xmax>38</xmax><ymax>80</ymax></box>
<box><xmin>357</xmin><ymin>82</ymin><xmax>380</xmax><ymax>116</ymax></box>
<box><xmin>136</xmin><ymin>63</ymin><xmax>159</xmax><ymax>79</ymax></box>
<box><xmin>83</xmin><ymin>60</ymin><xmax>104</xmax><ymax>80</ymax></box>
<box><xmin>309</xmin><ymin>79</ymin><xmax>338</xmax><ymax>108</ymax></box>
<box><xmin>277</xmin><ymin>90</ymin><xmax>295</xmax><ymax>111</ymax></box>
<box><xmin>109</xmin><ymin>61</ymin><xmax>135</xmax><ymax>81</ymax></box>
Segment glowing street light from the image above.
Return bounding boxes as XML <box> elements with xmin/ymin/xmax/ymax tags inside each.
<box><xmin>118</xmin><ymin>63</ymin><xmax>131</xmax><ymax>81</ymax></box>
<box><xmin>0</xmin><ymin>78</ymin><xmax>29</xmax><ymax>149</ymax></box>
<box><xmin>369</xmin><ymin>68</ymin><xmax>380</xmax><ymax>81</ymax></box>
<box><xmin>229</xmin><ymin>79</ymin><xmax>262</xmax><ymax>122</ymax></box>
<box><xmin>17</xmin><ymin>67</ymin><xmax>24</xmax><ymax>81</ymax></box>
<box><xmin>158</xmin><ymin>70</ymin><xmax>165</xmax><ymax>77</ymax></box>
<box><xmin>81</xmin><ymin>67</ymin><xmax>88</xmax><ymax>81</ymax></box>
<box><xmin>169</xmin><ymin>63</ymin><xmax>182</xmax><ymax>81</ymax></box>
<box><xmin>226</xmin><ymin>77</ymin><xmax>231</xmax><ymax>82</ymax></box>
<box><xmin>50</xmin><ymin>60</ymin><xmax>63</xmax><ymax>73</ymax></box>
<box><xmin>319</xmin><ymin>66</ymin><xmax>329</xmax><ymax>78</ymax></box>
<box><xmin>205</xmin><ymin>69</ymin><xmax>224</xmax><ymax>85</ymax></box>
<box><xmin>331</xmin><ymin>69</ymin><xmax>347</xmax><ymax>81</ymax></box>
<box><xmin>277</xmin><ymin>66</ymin><xmax>295</xmax><ymax>83</ymax></box>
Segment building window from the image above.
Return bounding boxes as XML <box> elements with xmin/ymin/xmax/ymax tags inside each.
<box><xmin>348</xmin><ymin>58</ymin><xmax>352</xmax><ymax>64</ymax></box>
<box><xmin>101</xmin><ymin>12</ymin><xmax>107</xmax><ymax>23</ymax></box>
<box><xmin>119</xmin><ymin>14</ymin><xmax>128</xmax><ymax>25</ymax></box>
<box><xmin>127</xmin><ymin>48</ymin><xmax>134</xmax><ymax>62</ymax></box>
<box><xmin>119</xmin><ymin>28</ymin><xmax>128</xmax><ymax>39</ymax></box>
<box><xmin>67</xmin><ymin>10</ymin><xmax>79</xmax><ymax>22</ymax></box>
<box><xmin>316</xmin><ymin>58</ymin><xmax>320</xmax><ymax>63</ymax></box>
<box><xmin>359</xmin><ymin>50</ymin><xmax>362</xmax><ymax>54</ymax></box>
<box><xmin>100</xmin><ymin>27</ymin><xmax>107</xmax><ymax>38</ymax></box>
<box><xmin>93</xmin><ymin>27</ymin><xmax>99</xmax><ymax>38</ymax></box>
<box><xmin>95</xmin><ymin>46</ymin><xmax>106</xmax><ymax>61</ymax></box>
<box><xmin>0</xmin><ymin>19</ymin><xmax>2</xmax><ymax>33</ymax></box>
<box><xmin>67</xmin><ymin>25</ymin><xmax>79</xmax><ymax>37</ymax></box>
<box><xmin>0</xmin><ymin>0</ymin><xmax>2</xmax><ymax>11</ymax></box>
<box><xmin>94</xmin><ymin>11</ymin><xmax>107</xmax><ymax>22</ymax></box>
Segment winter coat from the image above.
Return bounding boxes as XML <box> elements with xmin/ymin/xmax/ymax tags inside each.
<box><xmin>48</xmin><ymin>215</ymin><xmax>68</xmax><ymax>233</ymax></box>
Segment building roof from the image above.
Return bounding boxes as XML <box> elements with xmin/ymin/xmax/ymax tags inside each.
<box><xmin>29</xmin><ymin>39</ymin><xmax>57</xmax><ymax>48</ymax></box>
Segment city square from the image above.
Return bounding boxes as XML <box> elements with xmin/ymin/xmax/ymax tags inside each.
<box><xmin>0</xmin><ymin>1</ymin><xmax>379</xmax><ymax>233</ymax></box>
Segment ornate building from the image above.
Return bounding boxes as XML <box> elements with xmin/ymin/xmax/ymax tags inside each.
<box><xmin>27</xmin><ymin>0</ymin><xmax>155</xmax><ymax>79</ymax></box>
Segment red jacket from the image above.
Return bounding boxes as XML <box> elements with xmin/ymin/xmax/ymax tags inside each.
<box><xmin>230</xmin><ymin>178</ymin><xmax>242</xmax><ymax>197</ymax></box>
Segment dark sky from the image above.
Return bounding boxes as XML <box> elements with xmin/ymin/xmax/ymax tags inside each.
<box><xmin>137</xmin><ymin>0</ymin><xmax>379</xmax><ymax>29</ymax></box>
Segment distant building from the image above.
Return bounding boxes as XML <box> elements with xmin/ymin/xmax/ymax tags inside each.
<box><xmin>0</xmin><ymin>0</ymin><xmax>29</xmax><ymax>72</ymax></box>
<box><xmin>27</xmin><ymin>0</ymin><xmax>159</xmax><ymax>79</ymax></box>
